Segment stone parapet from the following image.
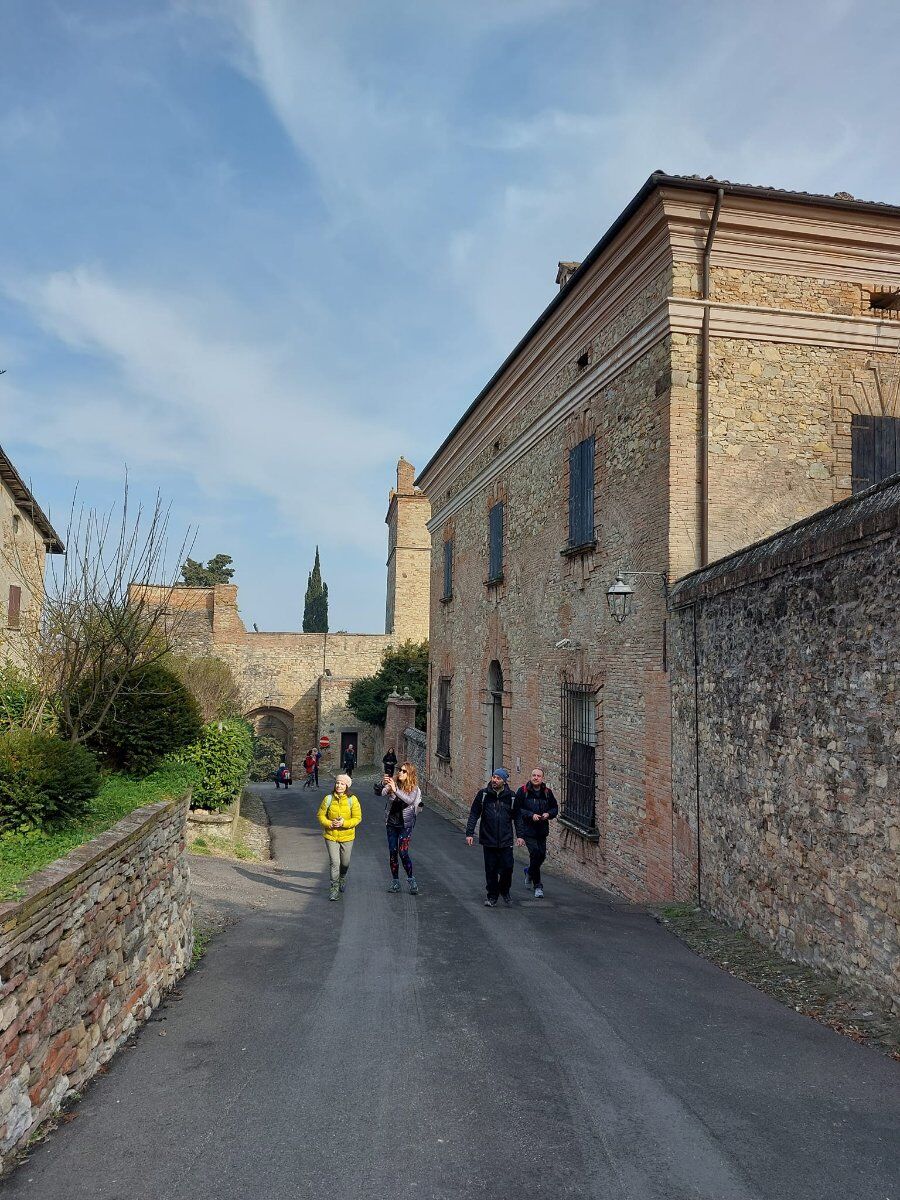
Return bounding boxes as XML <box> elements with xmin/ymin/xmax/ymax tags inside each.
<box><xmin>0</xmin><ymin>795</ymin><xmax>193</xmax><ymax>1166</ymax></box>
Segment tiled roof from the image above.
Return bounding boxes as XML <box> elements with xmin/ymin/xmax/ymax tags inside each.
<box><xmin>654</xmin><ymin>172</ymin><xmax>900</xmax><ymax>215</ymax></box>
<box><xmin>0</xmin><ymin>446</ymin><xmax>64</xmax><ymax>553</ymax></box>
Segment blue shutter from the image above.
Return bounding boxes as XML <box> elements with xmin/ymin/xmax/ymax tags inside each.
<box><xmin>569</xmin><ymin>437</ymin><xmax>595</xmax><ymax>546</ymax></box>
<box><xmin>489</xmin><ymin>502</ymin><xmax>503</xmax><ymax>580</ymax></box>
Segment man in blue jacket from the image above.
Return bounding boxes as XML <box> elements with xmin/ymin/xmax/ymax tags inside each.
<box><xmin>465</xmin><ymin>768</ymin><xmax>524</xmax><ymax>907</ymax></box>
<box><xmin>513</xmin><ymin>767</ymin><xmax>558</xmax><ymax>898</ymax></box>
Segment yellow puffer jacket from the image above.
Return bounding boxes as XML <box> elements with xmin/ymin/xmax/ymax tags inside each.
<box><xmin>317</xmin><ymin>792</ymin><xmax>362</xmax><ymax>842</ymax></box>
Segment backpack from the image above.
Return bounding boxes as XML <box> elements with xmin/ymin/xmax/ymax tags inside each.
<box><xmin>328</xmin><ymin>793</ymin><xmax>355</xmax><ymax>818</ymax></box>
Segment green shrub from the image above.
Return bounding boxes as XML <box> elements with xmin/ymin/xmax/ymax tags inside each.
<box><xmin>85</xmin><ymin>662</ymin><xmax>202</xmax><ymax>776</ymax></box>
<box><xmin>0</xmin><ymin>731</ymin><xmax>100</xmax><ymax>833</ymax></box>
<box><xmin>0</xmin><ymin>662</ymin><xmax>55</xmax><ymax>734</ymax></box>
<box><xmin>179</xmin><ymin>718</ymin><xmax>253</xmax><ymax>811</ymax></box>
<box><xmin>249</xmin><ymin>734</ymin><xmax>284</xmax><ymax>782</ymax></box>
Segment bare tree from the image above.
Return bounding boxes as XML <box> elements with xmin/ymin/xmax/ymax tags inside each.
<box><xmin>167</xmin><ymin>654</ymin><xmax>242</xmax><ymax>723</ymax></box>
<box><xmin>14</xmin><ymin>479</ymin><xmax>194</xmax><ymax>744</ymax></box>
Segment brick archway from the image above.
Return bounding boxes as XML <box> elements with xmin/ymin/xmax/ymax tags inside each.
<box><xmin>245</xmin><ymin>705</ymin><xmax>295</xmax><ymax>768</ymax></box>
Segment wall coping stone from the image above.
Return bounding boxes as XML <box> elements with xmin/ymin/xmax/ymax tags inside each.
<box><xmin>0</xmin><ymin>793</ymin><xmax>190</xmax><ymax>934</ymax></box>
<box><xmin>670</xmin><ymin>472</ymin><xmax>900</xmax><ymax>608</ymax></box>
<box><xmin>404</xmin><ymin>727</ymin><xmax>426</xmax><ymax>747</ymax></box>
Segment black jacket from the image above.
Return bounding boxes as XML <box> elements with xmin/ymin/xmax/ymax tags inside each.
<box><xmin>513</xmin><ymin>783</ymin><xmax>558</xmax><ymax>840</ymax></box>
<box><xmin>466</xmin><ymin>785</ymin><xmax>517</xmax><ymax>848</ymax></box>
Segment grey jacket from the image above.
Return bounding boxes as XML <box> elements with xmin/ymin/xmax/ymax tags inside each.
<box><xmin>375</xmin><ymin>782</ymin><xmax>423</xmax><ymax>834</ymax></box>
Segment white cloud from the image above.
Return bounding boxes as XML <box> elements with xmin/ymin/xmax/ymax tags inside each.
<box><xmin>4</xmin><ymin>268</ymin><xmax>399</xmax><ymax>551</ymax></box>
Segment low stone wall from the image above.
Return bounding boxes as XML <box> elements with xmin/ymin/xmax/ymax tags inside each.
<box><xmin>403</xmin><ymin>727</ymin><xmax>426</xmax><ymax>779</ymax></box>
<box><xmin>0</xmin><ymin>795</ymin><xmax>193</xmax><ymax>1166</ymax></box>
<box><xmin>669</xmin><ymin>475</ymin><xmax>899</xmax><ymax>1011</ymax></box>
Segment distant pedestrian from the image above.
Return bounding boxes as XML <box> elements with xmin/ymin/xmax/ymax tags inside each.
<box><xmin>317</xmin><ymin>774</ymin><xmax>362</xmax><ymax>901</ymax></box>
<box><xmin>275</xmin><ymin>761</ymin><xmax>288</xmax><ymax>789</ymax></box>
<box><xmin>377</xmin><ymin>762</ymin><xmax>423</xmax><ymax>895</ymax></box>
<box><xmin>313</xmin><ymin>747</ymin><xmax>321</xmax><ymax>786</ymax></box>
<box><xmin>513</xmin><ymin>768</ymin><xmax>558</xmax><ymax>899</ymax></box>
<box><xmin>382</xmin><ymin>747</ymin><xmax>397</xmax><ymax>776</ymax></box>
<box><xmin>343</xmin><ymin>743</ymin><xmax>357</xmax><ymax>775</ymax></box>
<box><xmin>303</xmin><ymin>750</ymin><xmax>316</xmax><ymax>788</ymax></box>
<box><xmin>465</xmin><ymin>768</ymin><xmax>523</xmax><ymax>907</ymax></box>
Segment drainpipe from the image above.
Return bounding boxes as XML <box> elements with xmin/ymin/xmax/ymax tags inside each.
<box><xmin>699</xmin><ymin>187</ymin><xmax>724</xmax><ymax>567</ymax></box>
<box><xmin>691</xmin><ymin>603</ymin><xmax>702</xmax><ymax>906</ymax></box>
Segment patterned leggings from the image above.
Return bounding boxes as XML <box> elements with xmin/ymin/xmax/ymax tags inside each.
<box><xmin>387</xmin><ymin>826</ymin><xmax>413</xmax><ymax>879</ymax></box>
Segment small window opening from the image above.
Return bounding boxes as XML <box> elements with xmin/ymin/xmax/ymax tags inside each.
<box><xmin>12</xmin><ymin>514</ymin><xmax>20</xmax><ymax>535</ymax></box>
<box><xmin>869</xmin><ymin>288</ymin><xmax>900</xmax><ymax>313</ymax></box>
<box><xmin>576</xmin><ymin>350</ymin><xmax>591</xmax><ymax>371</ymax></box>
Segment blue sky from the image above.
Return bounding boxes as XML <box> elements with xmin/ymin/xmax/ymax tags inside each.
<box><xmin>2</xmin><ymin>0</ymin><xmax>897</xmax><ymax>632</ymax></box>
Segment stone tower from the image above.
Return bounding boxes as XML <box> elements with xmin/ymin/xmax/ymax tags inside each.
<box><xmin>385</xmin><ymin>458</ymin><xmax>431</xmax><ymax>642</ymax></box>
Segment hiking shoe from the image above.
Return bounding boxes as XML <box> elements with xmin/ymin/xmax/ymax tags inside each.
<box><xmin>500</xmin><ymin>893</ymin><xmax>511</xmax><ymax>906</ymax></box>
<box><xmin>388</xmin><ymin>879</ymin><xmax>401</xmax><ymax>893</ymax></box>
<box><xmin>524</xmin><ymin>867</ymin><xmax>532</xmax><ymax>889</ymax></box>
<box><xmin>484</xmin><ymin>897</ymin><xmax>497</xmax><ymax>907</ymax></box>
<box><xmin>339</xmin><ymin>880</ymin><xmax>347</xmax><ymax>893</ymax></box>
<box><xmin>408</xmin><ymin>877</ymin><xmax>419</xmax><ymax>895</ymax></box>
<box><xmin>329</xmin><ymin>884</ymin><xmax>339</xmax><ymax>901</ymax></box>
<box><xmin>534</xmin><ymin>886</ymin><xmax>544</xmax><ymax>899</ymax></box>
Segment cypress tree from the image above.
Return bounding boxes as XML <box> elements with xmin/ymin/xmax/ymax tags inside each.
<box><xmin>302</xmin><ymin>546</ymin><xmax>329</xmax><ymax>633</ymax></box>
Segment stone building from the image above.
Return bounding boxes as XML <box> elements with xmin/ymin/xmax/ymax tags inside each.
<box><xmin>0</xmin><ymin>445</ymin><xmax>64</xmax><ymax>663</ymax></box>
<box><xmin>418</xmin><ymin>173</ymin><xmax>900</xmax><ymax>903</ymax></box>
<box><xmin>137</xmin><ymin>459</ymin><xmax>430</xmax><ymax>770</ymax></box>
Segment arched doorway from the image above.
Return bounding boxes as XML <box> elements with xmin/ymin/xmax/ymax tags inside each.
<box><xmin>487</xmin><ymin>660</ymin><xmax>504</xmax><ymax>775</ymax></box>
<box><xmin>245</xmin><ymin>706</ymin><xmax>295</xmax><ymax>768</ymax></box>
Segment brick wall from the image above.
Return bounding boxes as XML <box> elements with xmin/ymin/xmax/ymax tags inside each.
<box><xmin>0</xmin><ymin>796</ymin><xmax>193</xmax><ymax>1165</ymax></box>
<box><xmin>669</xmin><ymin>476</ymin><xmax>899</xmax><ymax>1009</ymax></box>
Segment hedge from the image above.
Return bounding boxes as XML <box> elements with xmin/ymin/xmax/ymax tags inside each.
<box><xmin>178</xmin><ymin>719</ymin><xmax>254</xmax><ymax>811</ymax></box>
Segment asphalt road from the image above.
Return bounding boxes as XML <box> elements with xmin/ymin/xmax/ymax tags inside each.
<box><xmin>4</xmin><ymin>781</ymin><xmax>898</xmax><ymax>1200</ymax></box>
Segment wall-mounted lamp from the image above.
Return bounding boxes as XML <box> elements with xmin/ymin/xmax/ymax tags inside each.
<box><xmin>606</xmin><ymin>570</ymin><xmax>668</xmax><ymax>623</ymax></box>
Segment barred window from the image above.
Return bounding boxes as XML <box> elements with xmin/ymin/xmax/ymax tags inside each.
<box><xmin>488</xmin><ymin>501</ymin><xmax>504</xmax><ymax>582</ymax></box>
<box><xmin>560</xmin><ymin>683</ymin><xmax>599</xmax><ymax>838</ymax></box>
<box><xmin>437</xmin><ymin>677</ymin><xmax>451</xmax><ymax>759</ymax></box>
<box><xmin>852</xmin><ymin>414</ymin><xmax>899</xmax><ymax>494</ymax></box>
<box><xmin>443</xmin><ymin>538</ymin><xmax>453</xmax><ymax>600</ymax></box>
<box><xmin>568</xmin><ymin>436</ymin><xmax>595</xmax><ymax>547</ymax></box>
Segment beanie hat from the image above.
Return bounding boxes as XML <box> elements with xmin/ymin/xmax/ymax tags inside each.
<box><xmin>492</xmin><ymin>767</ymin><xmax>510</xmax><ymax>781</ymax></box>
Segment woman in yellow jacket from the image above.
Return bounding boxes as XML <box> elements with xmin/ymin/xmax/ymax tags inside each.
<box><xmin>317</xmin><ymin>773</ymin><xmax>362</xmax><ymax>901</ymax></box>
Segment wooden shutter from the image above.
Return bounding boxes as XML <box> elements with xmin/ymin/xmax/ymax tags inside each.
<box><xmin>853</xmin><ymin>414</ymin><xmax>900</xmax><ymax>493</ymax></box>
<box><xmin>437</xmin><ymin>678</ymin><xmax>451</xmax><ymax>758</ymax></box>
<box><xmin>569</xmin><ymin>436</ymin><xmax>595</xmax><ymax>546</ymax></box>
<box><xmin>489</xmin><ymin>503</ymin><xmax>503</xmax><ymax>580</ymax></box>
<box><xmin>7</xmin><ymin>585</ymin><xmax>21</xmax><ymax>630</ymax></box>
<box><xmin>443</xmin><ymin>539</ymin><xmax>453</xmax><ymax>599</ymax></box>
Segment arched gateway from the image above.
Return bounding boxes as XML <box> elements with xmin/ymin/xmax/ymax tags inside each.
<box><xmin>245</xmin><ymin>706</ymin><xmax>295</xmax><ymax>768</ymax></box>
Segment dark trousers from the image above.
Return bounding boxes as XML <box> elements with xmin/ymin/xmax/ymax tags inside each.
<box><xmin>313</xmin><ymin>766</ymin><xmax>319</xmax><ymax>785</ymax></box>
<box><xmin>482</xmin><ymin>846</ymin><xmax>514</xmax><ymax>900</ymax></box>
<box><xmin>387</xmin><ymin>825</ymin><xmax>413</xmax><ymax>879</ymax></box>
<box><xmin>523</xmin><ymin>836</ymin><xmax>547</xmax><ymax>888</ymax></box>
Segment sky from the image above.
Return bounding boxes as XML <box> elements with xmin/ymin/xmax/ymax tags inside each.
<box><xmin>1</xmin><ymin>0</ymin><xmax>897</xmax><ymax>632</ymax></box>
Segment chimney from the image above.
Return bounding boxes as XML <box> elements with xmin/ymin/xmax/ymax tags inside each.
<box><xmin>396</xmin><ymin>457</ymin><xmax>416</xmax><ymax>495</ymax></box>
<box><xmin>556</xmin><ymin>261</ymin><xmax>581</xmax><ymax>290</ymax></box>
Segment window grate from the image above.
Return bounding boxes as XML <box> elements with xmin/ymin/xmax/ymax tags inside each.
<box><xmin>568</xmin><ymin>436</ymin><xmax>595</xmax><ymax>548</ymax></box>
<box><xmin>559</xmin><ymin>682</ymin><xmax>599</xmax><ymax>837</ymax></box>
<box><xmin>437</xmin><ymin>677</ymin><xmax>451</xmax><ymax>759</ymax></box>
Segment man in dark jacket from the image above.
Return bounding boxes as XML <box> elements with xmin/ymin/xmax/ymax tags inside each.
<box><xmin>343</xmin><ymin>744</ymin><xmax>356</xmax><ymax>775</ymax></box>
<box><xmin>513</xmin><ymin>767</ymin><xmax>558</xmax><ymax>899</ymax></box>
<box><xmin>466</xmin><ymin>768</ymin><xmax>524</xmax><ymax>906</ymax></box>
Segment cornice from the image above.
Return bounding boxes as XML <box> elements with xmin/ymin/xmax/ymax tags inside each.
<box><xmin>670</xmin><ymin>298</ymin><xmax>900</xmax><ymax>351</ymax></box>
<box><xmin>661</xmin><ymin>186</ymin><xmax>900</xmax><ymax>285</ymax></box>
<box><xmin>426</xmin><ymin>299</ymin><xmax>900</xmax><ymax>532</ymax></box>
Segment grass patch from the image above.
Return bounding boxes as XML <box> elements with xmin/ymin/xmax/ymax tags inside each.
<box><xmin>188</xmin><ymin>833</ymin><xmax>259</xmax><ymax>862</ymax></box>
<box><xmin>0</xmin><ymin>760</ymin><xmax>197</xmax><ymax>902</ymax></box>
<box><xmin>191</xmin><ymin>927</ymin><xmax>211</xmax><ymax>967</ymax></box>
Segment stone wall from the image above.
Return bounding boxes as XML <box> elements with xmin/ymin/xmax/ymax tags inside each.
<box><xmin>669</xmin><ymin>476</ymin><xmax>899</xmax><ymax>1009</ymax></box>
<box><xmin>0</xmin><ymin>796</ymin><xmax>193</xmax><ymax>1165</ymax></box>
<box><xmin>402</xmin><ymin>727</ymin><xmax>426</xmax><ymax>780</ymax></box>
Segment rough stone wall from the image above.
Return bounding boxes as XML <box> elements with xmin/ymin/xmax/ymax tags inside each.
<box><xmin>403</xmin><ymin>727</ymin><xmax>426</xmax><ymax>779</ymax></box>
<box><xmin>669</xmin><ymin>478</ymin><xmax>899</xmax><ymax>1009</ymax></box>
<box><xmin>316</xmin><ymin>676</ymin><xmax>380</xmax><ymax>775</ymax></box>
<box><xmin>0</xmin><ymin>796</ymin><xmax>192</xmax><ymax>1165</ymax></box>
